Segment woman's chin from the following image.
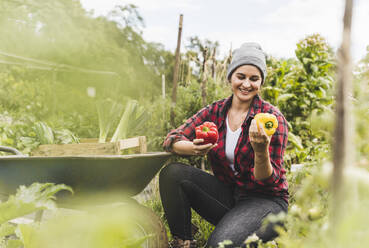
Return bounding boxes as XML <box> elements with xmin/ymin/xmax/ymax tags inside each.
<box><xmin>235</xmin><ymin>92</ymin><xmax>255</xmax><ymax>102</ymax></box>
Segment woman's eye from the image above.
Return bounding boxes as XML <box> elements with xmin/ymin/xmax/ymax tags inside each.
<box><xmin>237</xmin><ymin>75</ymin><xmax>245</xmax><ymax>80</ymax></box>
<box><xmin>250</xmin><ymin>77</ymin><xmax>260</xmax><ymax>82</ymax></box>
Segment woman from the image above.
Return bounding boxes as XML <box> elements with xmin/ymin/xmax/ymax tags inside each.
<box><xmin>160</xmin><ymin>42</ymin><xmax>289</xmax><ymax>248</ymax></box>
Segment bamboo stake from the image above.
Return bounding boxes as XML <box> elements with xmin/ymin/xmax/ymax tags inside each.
<box><xmin>211</xmin><ymin>47</ymin><xmax>217</xmax><ymax>81</ymax></box>
<box><xmin>162</xmin><ymin>74</ymin><xmax>166</xmax><ymax>99</ymax></box>
<box><xmin>220</xmin><ymin>45</ymin><xmax>233</xmax><ymax>82</ymax></box>
<box><xmin>331</xmin><ymin>0</ymin><xmax>354</xmax><ymax>229</ymax></box>
<box><xmin>180</xmin><ymin>58</ymin><xmax>186</xmax><ymax>85</ymax></box>
<box><xmin>170</xmin><ymin>14</ymin><xmax>183</xmax><ymax>126</ymax></box>
<box><xmin>201</xmin><ymin>47</ymin><xmax>208</xmax><ymax>107</ymax></box>
<box><xmin>186</xmin><ymin>56</ymin><xmax>192</xmax><ymax>84</ymax></box>
<box><xmin>162</xmin><ymin>74</ymin><xmax>166</xmax><ymax>123</ymax></box>
<box><xmin>200</xmin><ymin>47</ymin><xmax>209</xmax><ymax>171</ymax></box>
<box><xmin>211</xmin><ymin>47</ymin><xmax>218</xmax><ymax>96</ymax></box>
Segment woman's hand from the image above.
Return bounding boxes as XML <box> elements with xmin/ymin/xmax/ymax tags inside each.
<box><xmin>192</xmin><ymin>139</ymin><xmax>218</xmax><ymax>156</ymax></box>
<box><xmin>172</xmin><ymin>140</ymin><xmax>217</xmax><ymax>156</ymax></box>
<box><xmin>249</xmin><ymin>119</ymin><xmax>271</xmax><ymax>153</ymax></box>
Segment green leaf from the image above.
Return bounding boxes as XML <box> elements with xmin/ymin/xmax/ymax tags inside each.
<box><xmin>317</xmin><ymin>87</ymin><xmax>326</xmax><ymax>98</ymax></box>
<box><xmin>5</xmin><ymin>239</ymin><xmax>23</xmax><ymax>248</ymax></box>
<box><xmin>311</xmin><ymin>64</ymin><xmax>319</xmax><ymax>73</ymax></box>
<box><xmin>96</xmin><ymin>99</ymin><xmax>123</xmax><ymax>143</ymax></box>
<box><xmin>111</xmin><ymin>100</ymin><xmax>137</xmax><ymax>142</ymax></box>
<box><xmin>302</xmin><ymin>58</ymin><xmax>311</xmax><ymax>65</ymax></box>
<box><xmin>111</xmin><ymin>99</ymin><xmax>149</xmax><ymax>142</ymax></box>
<box><xmin>277</xmin><ymin>93</ymin><xmax>296</xmax><ymax>103</ymax></box>
<box><xmin>34</xmin><ymin>122</ymin><xmax>54</xmax><ymax>145</ymax></box>
<box><xmin>54</xmin><ymin>129</ymin><xmax>79</xmax><ymax>144</ymax></box>
<box><xmin>16</xmin><ymin>224</ymin><xmax>38</xmax><ymax>248</ymax></box>
<box><xmin>288</xmin><ymin>132</ymin><xmax>304</xmax><ymax>150</ymax></box>
<box><xmin>128</xmin><ymin>106</ymin><xmax>149</xmax><ymax>133</ymax></box>
<box><xmin>0</xmin><ymin>183</ymin><xmax>72</xmax><ymax>224</ymax></box>
<box><xmin>0</xmin><ymin>223</ymin><xmax>16</xmax><ymax>239</ymax></box>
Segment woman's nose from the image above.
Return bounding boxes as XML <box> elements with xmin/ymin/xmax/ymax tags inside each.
<box><xmin>241</xmin><ymin>79</ymin><xmax>251</xmax><ymax>87</ymax></box>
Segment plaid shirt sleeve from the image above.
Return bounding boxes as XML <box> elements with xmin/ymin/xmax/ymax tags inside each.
<box><xmin>253</xmin><ymin>113</ymin><xmax>288</xmax><ymax>186</ymax></box>
<box><xmin>163</xmin><ymin>106</ymin><xmax>211</xmax><ymax>152</ymax></box>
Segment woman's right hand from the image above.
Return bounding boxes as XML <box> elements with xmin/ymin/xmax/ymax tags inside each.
<box><xmin>192</xmin><ymin>139</ymin><xmax>218</xmax><ymax>156</ymax></box>
<box><xmin>172</xmin><ymin>140</ymin><xmax>218</xmax><ymax>156</ymax></box>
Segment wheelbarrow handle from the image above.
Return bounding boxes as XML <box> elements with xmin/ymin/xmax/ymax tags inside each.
<box><xmin>0</xmin><ymin>146</ymin><xmax>23</xmax><ymax>156</ymax></box>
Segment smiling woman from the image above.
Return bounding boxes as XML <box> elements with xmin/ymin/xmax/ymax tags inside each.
<box><xmin>229</xmin><ymin>65</ymin><xmax>262</xmax><ymax>108</ymax></box>
<box><xmin>160</xmin><ymin>42</ymin><xmax>289</xmax><ymax>248</ymax></box>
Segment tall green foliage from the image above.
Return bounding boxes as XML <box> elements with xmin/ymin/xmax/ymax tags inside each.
<box><xmin>262</xmin><ymin>34</ymin><xmax>335</xmax><ymax>165</ymax></box>
<box><xmin>0</xmin><ymin>0</ymin><xmax>175</xmax><ymax>150</ymax></box>
<box><xmin>0</xmin><ymin>0</ymin><xmax>169</xmax><ymax>98</ymax></box>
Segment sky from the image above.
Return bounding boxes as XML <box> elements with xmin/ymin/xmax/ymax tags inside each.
<box><xmin>80</xmin><ymin>0</ymin><xmax>369</xmax><ymax>62</ymax></box>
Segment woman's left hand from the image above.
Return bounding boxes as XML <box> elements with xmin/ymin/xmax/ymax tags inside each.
<box><xmin>249</xmin><ymin>119</ymin><xmax>271</xmax><ymax>153</ymax></box>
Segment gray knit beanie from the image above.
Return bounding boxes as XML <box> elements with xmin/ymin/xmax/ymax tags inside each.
<box><xmin>227</xmin><ymin>42</ymin><xmax>267</xmax><ymax>83</ymax></box>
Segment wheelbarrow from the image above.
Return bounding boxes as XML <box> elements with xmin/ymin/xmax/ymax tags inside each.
<box><xmin>0</xmin><ymin>145</ymin><xmax>172</xmax><ymax>248</ymax></box>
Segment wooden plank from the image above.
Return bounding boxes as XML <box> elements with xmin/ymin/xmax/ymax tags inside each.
<box><xmin>32</xmin><ymin>142</ymin><xmax>119</xmax><ymax>156</ymax></box>
<box><xmin>31</xmin><ymin>136</ymin><xmax>147</xmax><ymax>156</ymax></box>
<box><xmin>118</xmin><ymin>137</ymin><xmax>140</xmax><ymax>150</ymax></box>
<box><xmin>138</xmin><ymin>136</ymin><xmax>147</xmax><ymax>154</ymax></box>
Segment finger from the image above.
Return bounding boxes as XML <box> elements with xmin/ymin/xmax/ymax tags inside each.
<box><xmin>250</xmin><ymin>124</ymin><xmax>260</xmax><ymax>136</ymax></box>
<box><xmin>194</xmin><ymin>143</ymin><xmax>213</xmax><ymax>151</ymax></box>
<box><xmin>249</xmin><ymin>121</ymin><xmax>258</xmax><ymax>140</ymax></box>
<box><xmin>193</xmin><ymin>139</ymin><xmax>204</xmax><ymax>145</ymax></box>
<box><xmin>250</xmin><ymin>119</ymin><xmax>258</xmax><ymax>133</ymax></box>
<box><xmin>206</xmin><ymin>143</ymin><xmax>218</xmax><ymax>151</ymax></box>
<box><xmin>250</xmin><ymin>133</ymin><xmax>260</xmax><ymax>143</ymax></box>
<box><xmin>204</xmin><ymin>143</ymin><xmax>218</xmax><ymax>154</ymax></box>
<box><xmin>257</xmin><ymin>121</ymin><xmax>269</xmax><ymax>137</ymax></box>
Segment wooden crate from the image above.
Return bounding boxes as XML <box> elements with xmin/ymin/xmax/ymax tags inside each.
<box><xmin>31</xmin><ymin>136</ymin><xmax>147</xmax><ymax>156</ymax></box>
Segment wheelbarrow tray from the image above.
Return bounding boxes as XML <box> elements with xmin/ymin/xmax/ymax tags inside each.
<box><xmin>0</xmin><ymin>152</ymin><xmax>171</xmax><ymax>198</ymax></box>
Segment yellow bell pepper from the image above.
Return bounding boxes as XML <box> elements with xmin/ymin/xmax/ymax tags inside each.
<box><xmin>254</xmin><ymin>113</ymin><xmax>278</xmax><ymax>136</ymax></box>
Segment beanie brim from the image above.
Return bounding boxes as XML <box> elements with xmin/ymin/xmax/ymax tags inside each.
<box><xmin>226</xmin><ymin>56</ymin><xmax>267</xmax><ymax>82</ymax></box>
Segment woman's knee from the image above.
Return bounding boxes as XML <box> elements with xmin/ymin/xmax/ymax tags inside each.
<box><xmin>206</xmin><ymin>198</ymin><xmax>286</xmax><ymax>247</ymax></box>
<box><xmin>159</xmin><ymin>162</ymin><xmax>187</xmax><ymax>184</ymax></box>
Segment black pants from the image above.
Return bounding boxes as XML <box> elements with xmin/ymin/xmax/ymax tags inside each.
<box><xmin>159</xmin><ymin>162</ymin><xmax>288</xmax><ymax>248</ymax></box>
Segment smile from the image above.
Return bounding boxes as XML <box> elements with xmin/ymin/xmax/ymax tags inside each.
<box><xmin>239</xmin><ymin>88</ymin><xmax>252</xmax><ymax>94</ymax></box>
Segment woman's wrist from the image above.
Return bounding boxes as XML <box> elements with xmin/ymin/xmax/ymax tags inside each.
<box><xmin>172</xmin><ymin>140</ymin><xmax>195</xmax><ymax>156</ymax></box>
<box><xmin>253</xmin><ymin>148</ymin><xmax>272</xmax><ymax>180</ymax></box>
<box><xmin>253</xmin><ymin>147</ymin><xmax>269</xmax><ymax>157</ymax></box>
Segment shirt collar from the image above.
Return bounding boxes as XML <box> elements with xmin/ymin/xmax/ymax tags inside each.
<box><xmin>219</xmin><ymin>94</ymin><xmax>233</xmax><ymax>117</ymax></box>
<box><xmin>219</xmin><ymin>94</ymin><xmax>264</xmax><ymax>128</ymax></box>
<box><xmin>246</xmin><ymin>94</ymin><xmax>263</xmax><ymax>120</ymax></box>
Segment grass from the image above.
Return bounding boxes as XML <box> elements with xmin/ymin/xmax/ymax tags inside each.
<box><xmin>141</xmin><ymin>175</ymin><xmax>214</xmax><ymax>247</ymax></box>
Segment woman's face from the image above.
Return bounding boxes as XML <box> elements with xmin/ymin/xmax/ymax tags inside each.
<box><xmin>230</xmin><ymin>65</ymin><xmax>262</xmax><ymax>104</ymax></box>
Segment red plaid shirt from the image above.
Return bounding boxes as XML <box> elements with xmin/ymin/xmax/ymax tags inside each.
<box><xmin>163</xmin><ymin>94</ymin><xmax>289</xmax><ymax>203</ymax></box>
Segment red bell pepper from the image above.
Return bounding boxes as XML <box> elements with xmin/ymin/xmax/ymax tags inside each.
<box><xmin>195</xmin><ymin>121</ymin><xmax>219</xmax><ymax>145</ymax></box>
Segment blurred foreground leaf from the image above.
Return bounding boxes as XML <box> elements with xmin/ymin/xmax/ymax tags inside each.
<box><xmin>29</xmin><ymin>205</ymin><xmax>153</xmax><ymax>248</ymax></box>
<box><xmin>0</xmin><ymin>183</ymin><xmax>72</xmax><ymax>224</ymax></box>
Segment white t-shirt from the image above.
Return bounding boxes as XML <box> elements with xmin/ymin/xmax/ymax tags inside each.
<box><xmin>225</xmin><ymin>115</ymin><xmax>242</xmax><ymax>174</ymax></box>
